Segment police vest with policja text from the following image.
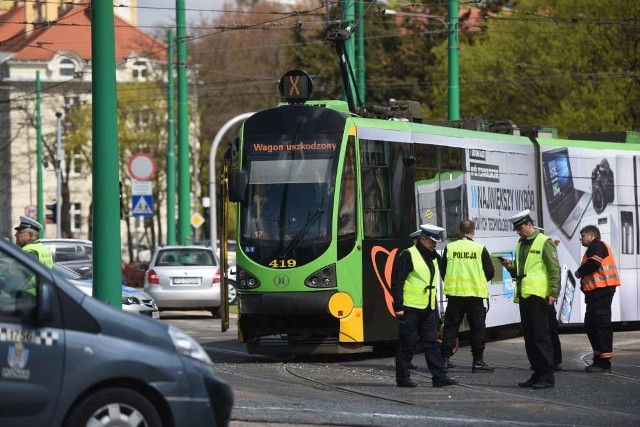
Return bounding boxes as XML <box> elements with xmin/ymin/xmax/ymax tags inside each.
<box><xmin>444</xmin><ymin>239</ymin><xmax>488</xmax><ymax>298</ymax></box>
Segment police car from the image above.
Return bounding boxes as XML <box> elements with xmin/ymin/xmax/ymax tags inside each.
<box><xmin>0</xmin><ymin>238</ymin><xmax>233</xmax><ymax>426</ymax></box>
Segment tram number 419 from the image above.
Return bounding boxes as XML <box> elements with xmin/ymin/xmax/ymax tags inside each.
<box><xmin>269</xmin><ymin>259</ymin><xmax>297</xmax><ymax>268</ymax></box>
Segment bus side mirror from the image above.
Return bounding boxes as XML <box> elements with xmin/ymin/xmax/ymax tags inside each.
<box><xmin>228</xmin><ymin>170</ymin><xmax>247</xmax><ymax>202</ymax></box>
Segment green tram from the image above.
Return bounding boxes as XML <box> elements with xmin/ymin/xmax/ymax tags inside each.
<box><xmin>228</xmin><ymin>74</ymin><xmax>640</xmax><ymax>355</ymax></box>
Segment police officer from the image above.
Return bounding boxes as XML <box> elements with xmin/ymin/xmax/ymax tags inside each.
<box><xmin>14</xmin><ymin>216</ymin><xmax>53</xmax><ymax>269</ymax></box>
<box><xmin>575</xmin><ymin>225</ymin><xmax>620</xmax><ymax>373</ymax></box>
<box><xmin>441</xmin><ymin>220</ymin><xmax>495</xmax><ymax>372</ymax></box>
<box><xmin>501</xmin><ymin>210</ymin><xmax>560</xmax><ymax>390</ymax></box>
<box><xmin>391</xmin><ymin>224</ymin><xmax>458</xmax><ymax>388</ymax></box>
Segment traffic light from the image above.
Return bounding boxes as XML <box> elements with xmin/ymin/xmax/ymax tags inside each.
<box><xmin>46</xmin><ymin>202</ymin><xmax>57</xmax><ymax>224</ymax></box>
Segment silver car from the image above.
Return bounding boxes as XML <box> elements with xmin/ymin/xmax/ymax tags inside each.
<box><xmin>144</xmin><ymin>245</ymin><xmax>222</xmax><ymax>317</ymax></box>
<box><xmin>53</xmin><ymin>263</ymin><xmax>159</xmax><ymax>318</ymax></box>
<box><xmin>41</xmin><ymin>238</ymin><xmax>93</xmax><ymax>278</ymax></box>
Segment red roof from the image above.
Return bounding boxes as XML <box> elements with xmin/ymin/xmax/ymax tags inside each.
<box><xmin>0</xmin><ymin>4</ymin><xmax>27</xmax><ymax>44</ymax></box>
<box><xmin>1</xmin><ymin>5</ymin><xmax>166</xmax><ymax>62</ymax></box>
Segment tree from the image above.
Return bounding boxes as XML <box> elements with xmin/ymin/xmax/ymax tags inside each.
<box><xmin>425</xmin><ymin>0</ymin><xmax>640</xmax><ymax>135</ymax></box>
<box><xmin>190</xmin><ymin>1</ymin><xmax>307</xmax><ymax>240</ymax></box>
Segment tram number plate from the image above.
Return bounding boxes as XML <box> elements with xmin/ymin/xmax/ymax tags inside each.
<box><xmin>171</xmin><ymin>277</ymin><xmax>201</xmax><ymax>286</ymax></box>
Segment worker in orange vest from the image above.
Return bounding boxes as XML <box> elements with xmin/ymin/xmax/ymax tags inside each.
<box><xmin>574</xmin><ymin>225</ymin><xmax>620</xmax><ymax>373</ymax></box>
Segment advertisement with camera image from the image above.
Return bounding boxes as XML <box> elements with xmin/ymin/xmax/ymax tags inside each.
<box><xmin>538</xmin><ymin>143</ymin><xmax>636</xmax><ymax>325</ymax></box>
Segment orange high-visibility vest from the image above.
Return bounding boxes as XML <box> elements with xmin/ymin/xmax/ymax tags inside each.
<box><xmin>580</xmin><ymin>241</ymin><xmax>620</xmax><ymax>292</ymax></box>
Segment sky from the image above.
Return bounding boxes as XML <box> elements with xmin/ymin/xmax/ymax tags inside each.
<box><xmin>136</xmin><ymin>0</ymin><xmax>223</xmax><ymax>29</ymax></box>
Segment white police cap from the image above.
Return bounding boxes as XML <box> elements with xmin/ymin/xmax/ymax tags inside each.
<box><xmin>419</xmin><ymin>224</ymin><xmax>445</xmax><ymax>242</ymax></box>
<box><xmin>508</xmin><ymin>209</ymin><xmax>533</xmax><ymax>230</ymax></box>
<box><xmin>410</xmin><ymin>229</ymin><xmax>422</xmax><ymax>239</ymax></box>
<box><xmin>15</xmin><ymin>215</ymin><xmax>43</xmax><ymax>233</ymax></box>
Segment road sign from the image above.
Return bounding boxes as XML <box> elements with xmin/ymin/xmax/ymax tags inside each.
<box><xmin>131</xmin><ymin>180</ymin><xmax>152</xmax><ymax>196</ymax></box>
<box><xmin>132</xmin><ymin>195</ymin><xmax>153</xmax><ymax>217</ymax></box>
<box><xmin>191</xmin><ymin>212</ymin><xmax>205</xmax><ymax>229</ymax></box>
<box><xmin>127</xmin><ymin>153</ymin><xmax>156</xmax><ymax>181</ymax></box>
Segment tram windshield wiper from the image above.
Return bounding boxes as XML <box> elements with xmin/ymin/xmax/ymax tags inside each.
<box><xmin>278</xmin><ymin>209</ymin><xmax>324</xmax><ymax>259</ymax></box>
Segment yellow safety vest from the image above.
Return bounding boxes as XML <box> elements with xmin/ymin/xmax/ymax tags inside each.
<box><xmin>403</xmin><ymin>246</ymin><xmax>438</xmax><ymax>310</ymax></box>
<box><xmin>515</xmin><ymin>233</ymin><xmax>549</xmax><ymax>302</ymax></box>
<box><xmin>23</xmin><ymin>241</ymin><xmax>54</xmax><ymax>269</ymax></box>
<box><xmin>444</xmin><ymin>239</ymin><xmax>488</xmax><ymax>298</ymax></box>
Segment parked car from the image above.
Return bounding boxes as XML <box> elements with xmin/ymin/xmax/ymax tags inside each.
<box><xmin>0</xmin><ymin>237</ymin><xmax>233</xmax><ymax>427</ymax></box>
<box><xmin>227</xmin><ymin>264</ymin><xmax>237</xmax><ymax>305</ymax></box>
<box><xmin>144</xmin><ymin>245</ymin><xmax>222</xmax><ymax>317</ymax></box>
<box><xmin>40</xmin><ymin>238</ymin><xmax>93</xmax><ymax>278</ymax></box>
<box><xmin>53</xmin><ymin>263</ymin><xmax>159</xmax><ymax>318</ymax></box>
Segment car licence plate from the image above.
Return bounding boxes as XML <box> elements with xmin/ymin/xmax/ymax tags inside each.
<box><xmin>171</xmin><ymin>277</ymin><xmax>201</xmax><ymax>285</ymax></box>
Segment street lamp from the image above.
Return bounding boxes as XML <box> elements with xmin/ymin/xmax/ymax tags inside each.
<box><xmin>55</xmin><ymin>111</ymin><xmax>63</xmax><ymax>238</ymax></box>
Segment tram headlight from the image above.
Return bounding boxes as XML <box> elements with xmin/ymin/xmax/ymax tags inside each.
<box><xmin>305</xmin><ymin>264</ymin><xmax>336</xmax><ymax>288</ymax></box>
<box><xmin>236</xmin><ymin>268</ymin><xmax>260</xmax><ymax>289</ymax></box>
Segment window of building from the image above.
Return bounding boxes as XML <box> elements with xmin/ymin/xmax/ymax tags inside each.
<box><xmin>70</xmin><ymin>203</ymin><xmax>82</xmax><ymax>233</ymax></box>
<box><xmin>132</xmin><ymin>60</ymin><xmax>148</xmax><ymax>81</ymax></box>
<box><xmin>64</xmin><ymin>96</ymin><xmax>80</xmax><ymax>111</ymax></box>
<box><xmin>60</xmin><ymin>59</ymin><xmax>75</xmax><ymax>77</ymax></box>
<box><xmin>71</xmin><ymin>148</ymin><xmax>84</xmax><ymax>175</ymax></box>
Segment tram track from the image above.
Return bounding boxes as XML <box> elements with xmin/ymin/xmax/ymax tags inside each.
<box><xmin>193</xmin><ymin>325</ymin><xmax>640</xmax><ymax>426</ymax></box>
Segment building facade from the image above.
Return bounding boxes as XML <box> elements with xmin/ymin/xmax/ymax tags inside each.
<box><xmin>0</xmin><ymin>1</ymin><xmax>182</xmax><ymax>260</ymax></box>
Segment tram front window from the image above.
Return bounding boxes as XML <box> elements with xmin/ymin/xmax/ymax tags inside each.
<box><xmin>243</xmin><ymin>158</ymin><xmax>333</xmax><ymax>249</ymax></box>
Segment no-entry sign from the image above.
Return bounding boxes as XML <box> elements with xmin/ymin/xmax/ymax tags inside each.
<box><xmin>127</xmin><ymin>152</ymin><xmax>156</xmax><ymax>181</ymax></box>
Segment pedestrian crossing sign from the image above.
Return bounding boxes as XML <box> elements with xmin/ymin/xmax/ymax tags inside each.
<box><xmin>132</xmin><ymin>195</ymin><xmax>153</xmax><ymax>217</ymax></box>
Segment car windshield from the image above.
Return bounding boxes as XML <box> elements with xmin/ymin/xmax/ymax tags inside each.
<box><xmin>155</xmin><ymin>249</ymin><xmax>217</xmax><ymax>267</ymax></box>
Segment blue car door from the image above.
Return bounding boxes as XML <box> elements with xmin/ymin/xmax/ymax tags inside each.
<box><xmin>0</xmin><ymin>248</ymin><xmax>65</xmax><ymax>426</ymax></box>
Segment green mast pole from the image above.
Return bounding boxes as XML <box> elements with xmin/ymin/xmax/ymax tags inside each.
<box><xmin>356</xmin><ymin>0</ymin><xmax>365</xmax><ymax>105</ymax></box>
<box><xmin>176</xmin><ymin>0</ymin><xmax>191</xmax><ymax>245</ymax></box>
<box><xmin>166</xmin><ymin>30</ymin><xmax>176</xmax><ymax>245</ymax></box>
<box><xmin>36</xmin><ymin>71</ymin><xmax>44</xmax><ymax>236</ymax></box>
<box><xmin>447</xmin><ymin>0</ymin><xmax>460</xmax><ymax>120</ymax></box>
<box><xmin>344</xmin><ymin>0</ymin><xmax>357</xmax><ymax>107</ymax></box>
<box><xmin>91</xmin><ymin>0</ymin><xmax>121</xmax><ymax>307</ymax></box>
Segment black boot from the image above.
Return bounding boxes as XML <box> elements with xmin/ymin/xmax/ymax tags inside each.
<box><xmin>472</xmin><ymin>357</ymin><xmax>495</xmax><ymax>373</ymax></box>
<box><xmin>442</xmin><ymin>356</ymin><xmax>456</xmax><ymax>369</ymax></box>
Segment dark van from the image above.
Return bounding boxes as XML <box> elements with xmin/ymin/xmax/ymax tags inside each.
<box><xmin>0</xmin><ymin>238</ymin><xmax>232</xmax><ymax>426</ymax></box>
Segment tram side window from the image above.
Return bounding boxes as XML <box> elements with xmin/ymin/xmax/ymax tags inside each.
<box><xmin>361</xmin><ymin>140</ymin><xmax>391</xmax><ymax>238</ymax></box>
<box><xmin>338</xmin><ymin>138</ymin><xmax>356</xmax><ymax>237</ymax></box>
<box><xmin>441</xmin><ymin>146</ymin><xmax>466</xmax><ymax>238</ymax></box>
<box><xmin>414</xmin><ymin>144</ymin><xmax>441</xmax><ymax>228</ymax></box>
<box><xmin>413</xmin><ymin>145</ymin><xmax>466</xmax><ymax>238</ymax></box>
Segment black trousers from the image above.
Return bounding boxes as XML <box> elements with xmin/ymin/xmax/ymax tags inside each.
<box><xmin>548</xmin><ymin>304</ymin><xmax>562</xmax><ymax>365</ymax></box>
<box><xmin>585</xmin><ymin>291</ymin><xmax>615</xmax><ymax>363</ymax></box>
<box><xmin>520</xmin><ymin>296</ymin><xmax>554</xmax><ymax>383</ymax></box>
<box><xmin>395</xmin><ymin>307</ymin><xmax>448</xmax><ymax>383</ymax></box>
<box><xmin>441</xmin><ymin>296</ymin><xmax>487</xmax><ymax>359</ymax></box>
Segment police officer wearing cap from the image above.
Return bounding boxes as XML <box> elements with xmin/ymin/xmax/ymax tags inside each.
<box><xmin>441</xmin><ymin>219</ymin><xmax>495</xmax><ymax>372</ymax></box>
<box><xmin>14</xmin><ymin>216</ymin><xmax>53</xmax><ymax>269</ymax></box>
<box><xmin>391</xmin><ymin>224</ymin><xmax>458</xmax><ymax>388</ymax></box>
<box><xmin>501</xmin><ymin>210</ymin><xmax>560</xmax><ymax>389</ymax></box>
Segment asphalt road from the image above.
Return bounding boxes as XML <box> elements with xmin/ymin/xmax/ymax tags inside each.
<box><xmin>160</xmin><ymin>311</ymin><xmax>640</xmax><ymax>426</ymax></box>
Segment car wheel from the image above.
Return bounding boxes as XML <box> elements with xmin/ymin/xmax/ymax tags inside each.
<box><xmin>65</xmin><ymin>387</ymin><xmax>162</xmax><ymax>427</ymax></box>
<box><xmin>228</xmin><ymin>280</ymin><xmax>237</xmax><ymax>305</ymax></box>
